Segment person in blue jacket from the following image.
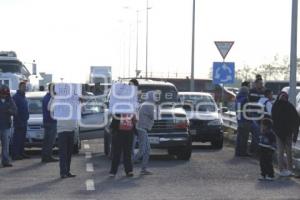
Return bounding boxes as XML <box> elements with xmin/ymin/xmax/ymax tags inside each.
<box><xmin>12</xmin><ymin>82</ymin><xmax>30</xmax><ymax>160</ymax></box>
<box><xmin>41</xmin><ymin>83</ymin><xmax>58</xmax><ymax>163</ymax></box>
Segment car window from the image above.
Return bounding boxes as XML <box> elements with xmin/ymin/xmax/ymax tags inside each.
<box><xmin>179</xmin><ymin>94</ymin><xmax>217</xmax><ymax>112</ymax></box>
<box><xmin>28</xmin><ymin>98</ymin><xmax>43</xmax><ymax>114</ymax></box>
<box><xmin>139</xmin><ymin>85</ymin><xmax>177</xmax><ymax>103</ymax></box>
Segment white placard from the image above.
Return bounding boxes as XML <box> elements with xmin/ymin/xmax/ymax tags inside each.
<box><xmin>53</xmin><ymin>83</ymin><xmax>82</xmax><ymax>120</ymax></box>
<box><xmin>109</xmin><ymin>83</ymin><xmax>138</xmax><ymax>114</ymax></box>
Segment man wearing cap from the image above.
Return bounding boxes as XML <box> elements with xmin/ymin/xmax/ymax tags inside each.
<box><xmin>12</xmin><ymin>82</ymin><xmax>30</xmax><ymax>160</ymax></box>
<box><xmin>0</xmin><ymin>85</ymin><xmax>17</xmax><ymax>167</ymax></box>
<box><xmin>248</xmin><ymin>75</ymin><xmax>265</xmax><ymax>155</ymax></box>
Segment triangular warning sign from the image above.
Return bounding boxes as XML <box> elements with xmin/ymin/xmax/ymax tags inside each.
<box><xmin>214</xmin><ymin>41</ymin><xmax>234</xmax><ymax>60</ymax></box>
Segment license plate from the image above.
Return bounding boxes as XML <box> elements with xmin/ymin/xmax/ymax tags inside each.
<box><xmin>190</xmin><ymin>129</ymin><xmax>197</xmax><ymax>135</ymax></box>
<box><xmin>148</xmin><ymin>137</ymin><xmax>160</xmax><ymax>144</ymax></box>
<box><xmin>28</xmin><ymin>131</ymin><xmax>44</xmax><ymax>139</ymax></box>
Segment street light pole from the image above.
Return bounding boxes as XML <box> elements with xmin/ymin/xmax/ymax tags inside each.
<box><xmin>136</xmin><ymin>10</ymin><xmax>139</xmax><ymax>77</ymax></box>
<box><xmin>289</xmin><ymin>0</ymin><xmax>298</xmax><ymax>106</ymax></box>
<box><xmin>145</xmin><ymin>0</ymin><xmax>149</xmax><ymax>79</ymax></box>
<box><xmin>190</xmin><ymin>0</ymin><xmax>196</xmax><ymax>91</ymax></box>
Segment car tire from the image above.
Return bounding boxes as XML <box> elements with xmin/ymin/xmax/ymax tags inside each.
<box><xmin>176</xmin><ymin>139</ymin><xmax>192</xmax><ymax>160</ymax></box>
<box><xmin>211</xmin><ymin>136</ymin><xmax>223</xmax><ymax>149</ymax></box>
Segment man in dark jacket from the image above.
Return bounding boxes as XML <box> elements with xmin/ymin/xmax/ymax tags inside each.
<box><xmin>235</xmin><ymin>86</ymin><xmax>251</xmax><ymax>156</ymax></box>
<box><xmin>0</xmin><ymin>85</ymin><xmax>17</xmax><ymax>167</ymax></box>
<box><xmin>12</xmin><ymin>82</ymin><xmax>30</xmax><ymax>160</ymax></box>
<box><xmin>41</xmin><ymin>83</ymin><xmax>58</xmax><ymax>163</ymax></box>
<box><xmin>248</xmin><ymin>76</ymin><xmax>265</xmax><ymax>155</ymax></box>
<box><xmin>272</xmin><ymin>91</ymin><xmax>300</xmax><ymax>177</ymax></box>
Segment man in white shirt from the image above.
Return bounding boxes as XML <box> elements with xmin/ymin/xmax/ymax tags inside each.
<box><xmin>57</xmin><ymin>119</ymin><xmax>78</xmax><ymax>178</ymax></box>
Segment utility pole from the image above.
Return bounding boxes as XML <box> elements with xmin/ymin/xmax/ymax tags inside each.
<box><xmin>136</xmin><ymin>10</ymin><xmax>139</xmax><ymax>77</ymax></box>
<box><xmin>289</xmin><ymin>0</ymin><xmax>298</xmax><ymax>106</ymax></box>
<box><xmin>190</xmin><ymin>0</ymin><xmax>196</xmax><ymax>91</ymax></box>
<box><xmin>145</xmin><ymin>0</ymin><xmax>149</xmax><ymax>79</ymax></box>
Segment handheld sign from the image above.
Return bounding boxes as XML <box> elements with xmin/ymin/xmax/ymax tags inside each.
<box><xmin>109</xmin><ymin>83</ymin><xmax>138</xmax><ymax>114</ymax></box>
<box><xmin>53</xmin><ymin>83</ymin><xmax>82</xmax><ymax>120</ymax></box>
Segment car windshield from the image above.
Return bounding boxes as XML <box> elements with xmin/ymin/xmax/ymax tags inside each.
<box><xmin>28</xmin><ymin>98</ymin><xmax>43</xmax><ymax>114</ymax></box>
<box><xmin>179</xmin><ymin>94</ymin><xmax>217</xmax><ymax>112</ymax></box>
<box><xmin>139</xmin><ymin>85</ymin><xmax>178</xmax><ymax>103</ymax></box>
<box><xmin>0</xmin><ymin>61</ymin><xmax>22</xmax><ymax>73</ymax></box>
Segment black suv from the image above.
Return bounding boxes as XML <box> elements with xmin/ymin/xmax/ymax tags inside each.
<box><xmin>104</xmin><ymin>79</ymin><xmax>192</xmax><ymax>160</ymax></box>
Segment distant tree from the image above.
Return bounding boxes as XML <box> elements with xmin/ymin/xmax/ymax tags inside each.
<box><xmin>236</xmin><ymin>65</ymin><xmax>253</xmax><ymax>81</ymax></box>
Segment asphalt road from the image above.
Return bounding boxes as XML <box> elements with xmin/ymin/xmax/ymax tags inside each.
<box><xmin>1</xmin><ymin>140</ymin><xmax>300</xmax><ymax>200</ymax></box>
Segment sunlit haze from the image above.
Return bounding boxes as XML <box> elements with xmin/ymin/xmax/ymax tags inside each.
<box><xmin>0</xmin><ymin>0</ymin><xmax>295</xmax><ymax>82</ymax></box>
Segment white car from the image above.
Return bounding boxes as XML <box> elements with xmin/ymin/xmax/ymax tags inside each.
<box><xmin>25</xmin><ymin>91</ymin><xmax>106</xmax><ymax>153</ymax></box>
<box><xmin>178</xmin><ymin>92</ymin><xmax>224</xmax><ymax>149</ymax></box>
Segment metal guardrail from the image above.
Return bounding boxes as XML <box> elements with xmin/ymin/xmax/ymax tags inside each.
<box><xmin>222</xmin><ymin>111</ymin><xmax>300</xmax><ymax>171</ymax></box>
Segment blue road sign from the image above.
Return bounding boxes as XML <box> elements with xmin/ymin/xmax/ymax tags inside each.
<box><xmin>213</xmin><ymin>62</ymin><xmax>235</xmax><ymax>84</ymax></box>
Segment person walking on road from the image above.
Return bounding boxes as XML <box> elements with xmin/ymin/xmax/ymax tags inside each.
<box><xmin>109</xmin><ymin>80</ymin><xmax>138</xmax><ymax>177</ymax></box>
<box><xmin>41</xmin><ymin>83</ymin><xmax>58</xmax><ymax>163</ymax></box>
<box><xmin>235</xmin><ymin>86</ymin><xmax>251</xmax><ymax>157</ymax></box>
<box><xmin>258</xmin><ymin>118</ymin><xmax>276</xmax><ymax>181</ymax></box>
<box><xmin>272</xmin><ymin>91</ymin><xmax>300</xmax><ymax>177</ymax></box>
<box><xmin>134</xmin><ymin>91</ymin><xmax>156</xmax><ymax>175</ymax></box>
<box><xmin>12</xmin><ymin>82</ymin><xmax>30</xmax><ymax>160</ymax></box>
<box><xmin>0</xmin><ymin>85</ymin><xmax>17</xmax><ymax>167</ymax></box>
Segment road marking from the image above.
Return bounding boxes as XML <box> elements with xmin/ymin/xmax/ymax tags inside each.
<box><xmin>86</xmin><ymin>179</ymin><xmax>95</xmax><ymax>191</ymax></box>
<box><xmin>86</xmin><ymin>163</ymin><xmax>94</xmax><ymax>172</ymax></box>
<box><xmin>85</xmin><ymin>152</ymin><xmax>92</xmax><ymax>159</ymax></box>
<box><xmin>84</xmin><ymin>144</ymin><xmax>90</xmax><ymax>149</ymax></box>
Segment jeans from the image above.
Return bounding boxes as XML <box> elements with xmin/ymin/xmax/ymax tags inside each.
<box><xmin>276</xmin><ymin>135</ymin><xmax>293</xmax><ymax>172</ymax></box>
<box><xmin>42</xmin><ymin>123</ymin><xmax>57</xmax><ymax>159</ymax></box>
<box><xmin>235</xmin><ymin>121</ymin><xmax>251</xmax><ymax>156</ymax></box>
<box><xmin>134</xmin><ymin>128</ymin><xmax>151</xmax><ymax>170</ymax></box>
<box><xmin>110</xmin><ymin>130</ymin><xmax>133</xmax><ymax>174</ymax></box>
<box><xmin>0</xmin><ymin>129</ymin><xmax>11</xmax><ymax>165</ymax></box>
<box><xmin>12</xmin><ymin>126</ymin><xmax>27</xmax><ymax>157</ymax></box>
<box><xmin>58</xmin><ymin>131</ymin><xmax>74</xmax><ymax>176</ymax></box>
<box><xmin>259</xmin><ymin>147</ymin><xmax>274</xmax><ymax>177</ymax></box>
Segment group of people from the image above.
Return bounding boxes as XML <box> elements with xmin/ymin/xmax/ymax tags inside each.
<box><xmin>235</xmin><ymin>74</ymin><xmax>300</xmax><ymax>181</ymax></box>
<box><xmin>0</xmin><ymin>82</ymin><xmax>77</xmax><ymax>179</ymax></box>
<box><xmin>109</xmin><ymin>79</ymin><xmax>156</xmax><ymax>177</ymax></box>
<box><xmin>0</xmin><ymin>82</ymin><xmax>31</xmax><ymax>167</ymax></box>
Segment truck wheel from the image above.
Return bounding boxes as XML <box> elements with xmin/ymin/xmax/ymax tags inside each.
<box><xmin>176</xmin><ymin>142</ymin><xmax>192</xmax><ymax>160</ymax></box>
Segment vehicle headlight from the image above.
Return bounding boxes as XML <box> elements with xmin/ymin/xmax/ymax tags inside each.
<box><xmin>207</xmin><ymin>119</ymin><xmax>222</xmax><ymax>126</ymax></box>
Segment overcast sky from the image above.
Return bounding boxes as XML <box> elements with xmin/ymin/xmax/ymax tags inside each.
<box><xmin>0</xmin><ymin>0</ymin><xmax>295</xmax><ymax>82</ymax></box>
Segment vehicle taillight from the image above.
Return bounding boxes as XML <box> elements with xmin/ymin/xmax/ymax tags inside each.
<box><xmin>175</xmin><ymin>120</ymin><xmax>188</xmax><ymax>129</ymax></box>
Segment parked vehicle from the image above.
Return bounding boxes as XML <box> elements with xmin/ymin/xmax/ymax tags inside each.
<box><xmin>178</xmin><ymin>92</ymin><xmax>224</xmax><ymax>149</ymax></box>
<box><xmin>25</xmin><ymin>91</ymin><xmax>106</xmax><ymax>153</ymax></box>
<box><xmin>104</xmin><ymin>79</ymin><xmax>192</xmax><ymax>160</ymax></box>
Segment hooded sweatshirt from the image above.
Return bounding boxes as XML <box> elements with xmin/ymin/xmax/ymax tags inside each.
<box><xmin>272</xmin><ymin>93</ymin><xmax>300</xmax><ymax>142</ymax></box>
<box><xmin>136</xmin><ymin>91</ymin><xmax>156</xmax><ymax>131</ymax></box>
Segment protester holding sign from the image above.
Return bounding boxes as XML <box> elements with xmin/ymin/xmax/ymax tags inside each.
<box><xmin>109</xmin><ymin>80</ymin><xmax>138</xmax><ymax>177</ymax></box>
<box><xmin>52</xmin><ymin>83</ymin><xmax>81</xmax><ymax>179</ymax></box>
